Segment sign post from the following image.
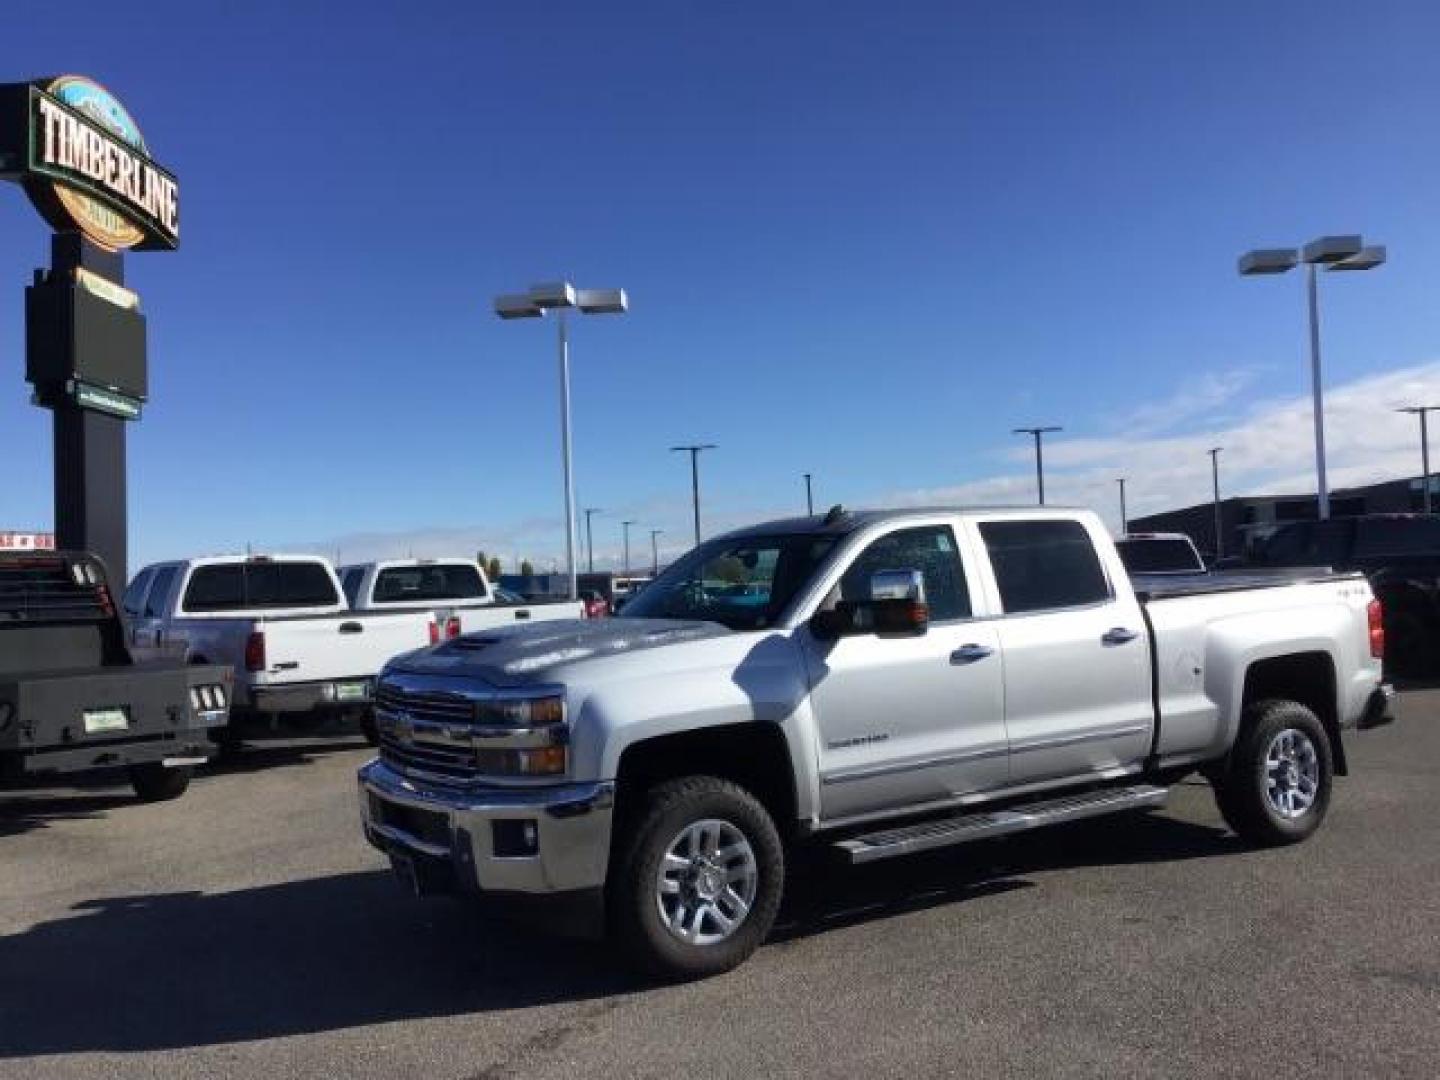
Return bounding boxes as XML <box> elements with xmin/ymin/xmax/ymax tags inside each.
<box><xmin>2</xmin><ymin>75</ymin><xmax>179</xmax><ymax>584</ymax></box>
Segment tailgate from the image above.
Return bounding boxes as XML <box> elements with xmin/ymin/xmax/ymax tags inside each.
<box><xmin>251</xmin><ymin>613</ymin><xmax>434</xmax><ymax>686</ymax></box>
<box><xmin>455</xmin><ymin>602</ymin><xmax>583</xmax><ymax>633</ymax></box>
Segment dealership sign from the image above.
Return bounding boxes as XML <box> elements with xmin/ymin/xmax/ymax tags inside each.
<box><xmin>0</xmin><ymin>75</ymin><xmax>179</xmax><ymax>251</ymax></box>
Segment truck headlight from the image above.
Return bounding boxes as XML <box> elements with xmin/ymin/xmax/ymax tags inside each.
<box><xmin>474</xmin><ymin>695</ymin><xmax>565</xmax><ymax>728</ymax></box>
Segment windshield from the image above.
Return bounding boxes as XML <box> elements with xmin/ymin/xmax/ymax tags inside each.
<box><xmin>1116</xmin><ymin>537</ymin><xmax>1204</xmax><ymax>574</ymax></box>
<box><xmin>619</xmin><ymin>533</ymin><xmax>838</xmax><ymax>631</ymax></box>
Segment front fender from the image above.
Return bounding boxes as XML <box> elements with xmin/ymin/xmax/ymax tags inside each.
<box><xmin>564</xmin><ymin>632</ymin><xmax>822</xmax><ymax>824</ymax></box>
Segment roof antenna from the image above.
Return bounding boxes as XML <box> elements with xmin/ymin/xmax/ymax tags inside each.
<box><xmin>823</xmin><ymin>504</ymin><xmax>846</xmax><ymax>525</ymax></box>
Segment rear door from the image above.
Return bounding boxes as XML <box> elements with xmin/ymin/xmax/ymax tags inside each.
<box><xmin>973</xmin><ymin>516</ymin><xmax>1152</xmax><ymax>784</ymax></box>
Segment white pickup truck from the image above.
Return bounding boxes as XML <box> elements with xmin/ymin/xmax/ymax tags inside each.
<box><xmin>338</xmin><ymin>558</ymin><xmax>585</xmax><ymax>636</ymax></box>
<box><xmin>358</xmin><ymin>506</ymin><xmax>1394</xmax><ymax>978</ymax></box>
<box><xmin>124</xmin><ymin>554</ymin><xmax>436</xmax><ymax>723</ymax></box>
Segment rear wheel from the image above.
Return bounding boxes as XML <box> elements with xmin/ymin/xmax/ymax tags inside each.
<box><xmin>610</xmin><ymin>776</ymin><xmax>784</xmax><ymax>979</ymax></box>
<box><xmin>1212</xmin><ymin>699</ymin><xmax>1333</xmax><ymax>846</ymax></box>
<box><xmin>128</xmin><ymin>763</ymin><xmax>192</xmax><ymax>802</ymax></box>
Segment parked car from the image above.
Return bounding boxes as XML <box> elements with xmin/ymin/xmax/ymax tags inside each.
<box><xmin>359</xmin><ymin>506</ymin><xmax>1392</xmax><ymax>978</ymax></box>
<box><xmin>1115</xmin><ymin>532</ymin><xmax>1207</xmax><ymax>574</ymax></box>
<box><xmin>338</xmin><ymin>558</ymin><xmax>585</xmax><ymax>635</ymax></box>
<box><xmin>1244</xmin><ymin>514</ymin><xmax>1440</xmax><ymax>675</ymax></box>
<box><xmin>1</xmin><ymin>550</ymin><xmax>231</xmax><ymax>800</ymax></box>
<box><xmin>579</xmin><ymin>589</ymin><xmax>610</xmax><ymax>619</ymax></box>
<box><xmin>123</xmin><ymin>554</ymin><xmax>435</xmax><ymax>732</ymax></box>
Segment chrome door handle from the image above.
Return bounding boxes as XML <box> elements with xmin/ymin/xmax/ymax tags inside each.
<box><xmin>1102</xmin><ymin>627</ymin><xmax>1139</xmax><ymax>646</ymax></box>
<box><xmin>950</xmin><ymin>643</ymin><xmax>994</xmax><ymax>664</ymax></box>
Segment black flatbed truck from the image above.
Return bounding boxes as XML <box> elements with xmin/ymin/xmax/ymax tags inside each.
<box><xmin>0</xmin><ymin>550</ymin><xmax>231</xmax><ymax>801</ymax></box>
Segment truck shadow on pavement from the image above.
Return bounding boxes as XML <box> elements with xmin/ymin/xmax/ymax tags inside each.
<box><xmin>0</xmin><ymin>790</ymin><xmax>139</xmax><ymax>838</ymax></box>
<box><xmin>0</xmin><ymin>809</ymin><xmax>1238</xmax><ymax>1058</ymax></box>
<box><xmin>0</xmin><ymin>734</ymin><xmax>370</xmax><ymax>837</ymax></box>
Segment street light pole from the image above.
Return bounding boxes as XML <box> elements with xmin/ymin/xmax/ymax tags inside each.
<box><xmin>1116</xmin><ymin>478</ymin><xmax>1127</xmax><ymax>535</ymax></box>
<box><xmin>494</xmin><ymin>282</ymin><xmax>628</xmax><ymax>601</ymax></box>
<box><xmin>1208</xmin><ymin>447</ymin><xmax>1223</xmax><ymax>559</ymax></box>
<box><xmin>1397</xmin><ymin>406</ymin><xmax>1440</xmax><ymax>513</ymax></box>
<box><xmin>1240</xmin><ymin>236</ymin><xmax>1385</xmax><ymax>521</ymax></box>
<box><xmin>1013</xmin><ymin>426</ymin><xmax>1062</xmax><ymax>505</ymax></box>
<box><xmin>650</xmin><ymin>529</ymin><xmax>663</xmax><ymax>575</ymax></box>
<box><xmin>803</xmin><ymin>473</ymin><xmax>814</xmax><ymax>515</ymax></box>
<box><xmin>583</xmin><ymin>507</ymin><xmax>603</xmax><ymax>572</ymax></box>
<box><xmin>621</xmin><ymin>519</ymin><xmax>636</xmax><ymax>576</ymax></box>
<box><xmin>671</xmin><ymin>444</ymin><xmax>716</xmax><ymax>545</ymax></box>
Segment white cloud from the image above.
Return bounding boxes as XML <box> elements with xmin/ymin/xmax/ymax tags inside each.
<box><xmin>292</xmin><ymin>359</ymin><xmax>1440</xmax><ymax>564</ymax></box>
<box><xmin>886</xmin><ymin>359</ymin><xmax>1440</xmax><ymax>533</ymax></box>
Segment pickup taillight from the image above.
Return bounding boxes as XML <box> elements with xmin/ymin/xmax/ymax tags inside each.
<box><xmin>244</xmin><ymin>631</ymin><xmax>266</xmax><ymax>673</ymax></box>
<box><xmin>445</xmin><ymin>615</ymin><xmax>461</xmax><ymax>639</ymax></box>
<box><xmin>428</xmin><ymin>621</ymin><xmax>440</xmax><ymax>645</ymax></box>
<box><xmin>1368</xmin><ymin>598</ymin><xmax>1385</xmax><ymax>659</ymax></box>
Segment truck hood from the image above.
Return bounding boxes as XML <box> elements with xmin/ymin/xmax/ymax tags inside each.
<box><xmin>385</xmin><ymin>617</ymin><xmax>731</xmax><ymax>687</ymax></box>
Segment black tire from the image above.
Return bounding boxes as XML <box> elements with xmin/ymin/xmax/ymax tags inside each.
<box><xmin>609</xmin><ymin>776</ymin><xmax>784</xmax><ymax>980</ymax></box>
<box><xmin>1212</xmin><ymin>699</ymin><xmax>1333</xmax><ymax>847</ymax></box>
<box><xmin>358</xmin><ymin>708</ymin><xmax>379</xmax><ymax>746</ymax></box>
<box><xmin>128</xmin><ymin>763</ymin><xmax>192</xmax><ymax>802</ymax></box>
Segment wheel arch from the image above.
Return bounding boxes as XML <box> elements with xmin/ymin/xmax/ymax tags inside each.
<box><xmin>612</xmin><ymin>723</ymin><xmax>800</xmax><ymax>840</ymax></box>
<box><xmin>1240</xmin><ymin>651</ymin><xmax>1347</xmax><ymax>776</ymax></box>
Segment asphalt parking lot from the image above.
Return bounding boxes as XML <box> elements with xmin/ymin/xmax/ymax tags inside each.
<box><xmin>2</xmin><ymin>695</ymin><xmax>1437</xmax><ymax>1080</ymax></box>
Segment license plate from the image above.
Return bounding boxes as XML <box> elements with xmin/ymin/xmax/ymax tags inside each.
<box><xmin>389</xmin><ymin>852</ymin><xmax>421</xmax><ymax>896</ymax></box>
<box><xmin>83</xmin><ymin>707</ymin><xmax>129</xmax><ymax>734</ymax></box>
<box><xmin>335</xmin><ymin>681</ymin><xmax>368</xmax><ymax>702</ymax></box>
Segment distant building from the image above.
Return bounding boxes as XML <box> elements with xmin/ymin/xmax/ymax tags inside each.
<box><xmin>1128</xmin><ymin>474</ymin><xmax>1438</xmax><ymax>559</ymax></box>
<box><xmin>0</xmin><ymin>531</ymin><xmax>56</xmax><ymax>551</ymax></box>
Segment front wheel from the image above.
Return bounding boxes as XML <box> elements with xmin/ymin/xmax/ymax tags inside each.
<box><xmin>1212</xmin><ymin>699</ymin><xmax>1333</xmax><ymax>846</ymax></box>
<box><xmin>128</xmin><ymin>762</ymin><xmax>192</xmax><ymax>802</ymax></box>
<box><xmin>610</xmin><ymin>776</ymin><xmax>784</xmax><ymax>980</ymax></box>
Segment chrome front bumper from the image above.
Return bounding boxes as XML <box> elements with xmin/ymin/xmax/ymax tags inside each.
<box><xmin>357</xmin><ymin>758</ymin><xmax>615</xmax><ymax>896</ymax></box>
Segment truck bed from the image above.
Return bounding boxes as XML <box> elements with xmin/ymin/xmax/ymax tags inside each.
<box><xmin>1132</xmin><ymin>567</ymin><xmax>1353</xmax><ymax>601</ymax></box>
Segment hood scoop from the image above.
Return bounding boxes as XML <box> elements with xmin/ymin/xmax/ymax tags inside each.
<box><xmin>442</xmin><ymin>635</ymin><xmax>502</xmax><ymax>653</ymax></box>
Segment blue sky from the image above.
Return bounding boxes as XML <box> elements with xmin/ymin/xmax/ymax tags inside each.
<box><xmin>3</xmin><ymin>1</ymin><xmax>1439</xmax><ymax>571</ymax></box>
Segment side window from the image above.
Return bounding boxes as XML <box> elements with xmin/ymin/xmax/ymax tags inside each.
<box><xmin>144</xmin><ymin>566</ymin><xmax>178</xmax><ymax>618</ymax></box>
<box><xmin>1262</xmin><ymin>521</ymin><xmax>1349</xmax><ymax>566</ymax></box>
<box><xmin>341</xmin><ymin>568</ymin><xmax>363</xmax><ymax>607</ymax></box>
<box><xmin>980</xmin><ymin>520</ymin><xmax>1110</xmax><ymax>613</ymax></box>
<box><xmin>121</xmin><ymin>568</ymin><xmax>153</xmax><ymax>617</ymax></box>
<box><xmin>1353</xmin><ymin>518</ymin><xmax>1440</xmax><ymax>558</ymax></box>
<box><xmin>840</xmin><ymin>526</ymin><xmax>970</xmax><ymax>621</ymax></box>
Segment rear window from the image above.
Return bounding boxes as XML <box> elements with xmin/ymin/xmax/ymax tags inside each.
<box><xmin>980</xmin><ymin>519</ymin><xmax>1111</xmax><ymax>613</ymax></box>
<box><xmin>1352</xmin><ymin>518</ymin><xmax>1440</xmax><ymax>558</ymax></box>
<box><xmin>372</xmin><ymin>564</ymin><xmax>485</xmax><ymax>603</ymax></box>
<box><xmin>1116</xmin><ymin>537</ymin><xmax>1204</xmax><ymax>574</ymax></box>
<box><xmin>182</xmin><ymin>562</ymin><xmax>339</xmax><ymax>612</ymax></box>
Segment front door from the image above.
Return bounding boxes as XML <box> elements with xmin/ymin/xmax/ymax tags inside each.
<box><xmin>802</xmin><ymin>523</ymin><xmax>1009</xmax><ymax>821</ymax></box>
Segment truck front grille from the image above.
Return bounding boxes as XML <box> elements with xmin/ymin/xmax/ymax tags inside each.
<box><xmin>376</xmin><ymin>730</ymin><xmax>480</xmax><ymax>783</ymax></box>
<box><xmin>374</xmin><ymin>683</ymin><xmax>474</xmax><ymax>723</ymax></box>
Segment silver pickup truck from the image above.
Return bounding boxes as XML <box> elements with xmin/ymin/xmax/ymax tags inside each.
<box><xmin>358</xmin><ymin>506</ymin><xmax>1394</xmax><ymax>978</ymax></box>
